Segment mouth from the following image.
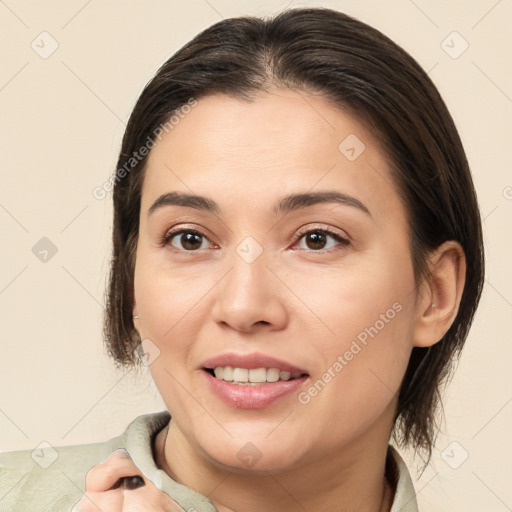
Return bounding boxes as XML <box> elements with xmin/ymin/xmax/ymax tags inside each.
<box><xmin>203</xmin><ymin>366</ymin><xmax>308</xmax><ymax>385</ymax></box>
<box><xmin>200</xmin><ymin>353</ymin><xmax>310</xmax><ymax>409</ymax></box>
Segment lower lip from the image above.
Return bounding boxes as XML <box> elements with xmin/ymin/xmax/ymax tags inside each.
<box><xmin>203</xmin><ymin>371</ymin><xmax>308</xmax><ymax>409</ymax></box>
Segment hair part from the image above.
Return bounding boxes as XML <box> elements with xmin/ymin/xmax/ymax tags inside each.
<box><xmin>103</xmin><ymin>7</ymin><xmax>485</xmax><ymax>468</ymax></box>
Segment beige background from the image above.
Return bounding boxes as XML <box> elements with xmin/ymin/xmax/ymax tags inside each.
<box><xmin>1</xmin><ymin>0</ymin><xmax>511</xmax><ymax>510</ymax></box>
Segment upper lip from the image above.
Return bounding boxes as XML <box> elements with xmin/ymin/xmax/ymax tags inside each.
<box><xmin>201</xmin><ymin>352</ymin><xmax>309</xmax><ymax>375</ymax></box>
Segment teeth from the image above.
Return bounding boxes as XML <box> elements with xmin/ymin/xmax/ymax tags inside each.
<box><xmin>233</xmin><ymin>368</ymin><xmax>249</xmax><ymax>381</ymax></box>
<box><xmin>267</xmin><ymin>368</ymin><xmax>280</xmax><ymax>382</ymax></box>
<box><xmin>223</xmin><ymin>367</ymin><xmax>234</xmax><ymax>381</ymax></box>
<box><xmin>211</xmin><ymin>367</ymin><xmax>299</xmax><ymax>384</ymax></box>
<box><xmin>279</xmin><ymin>371</ymin><xmax>291</xmax><ymax>381</ymax></box>
<box><xmin>249</xmin><ymin>368</ymin><xmax>267</xmax><ymax>383</ymax></box>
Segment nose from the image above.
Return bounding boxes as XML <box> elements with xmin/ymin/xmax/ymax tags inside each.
<box><xmin>210</xmin><ymin>245</ymin><xmax>288</xmax><ymax>334</ymax></box>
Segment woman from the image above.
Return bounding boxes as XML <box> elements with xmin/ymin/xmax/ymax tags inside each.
<box><xmin>0</xmin><ymin>6</ymin><xmax>484</xmax><ymax>511</ymax></box>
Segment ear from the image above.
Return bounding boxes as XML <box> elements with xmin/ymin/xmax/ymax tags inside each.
<box><xmin>412</xmin><ymin>241</ymin><xmax>466</xmax><ymax>348</ymax></box>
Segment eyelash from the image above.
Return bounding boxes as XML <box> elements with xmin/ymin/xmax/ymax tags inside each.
<box><xmin>160</xmin><ymin>226</ymin><xmax>350</xmax><ymax>253</ymax></box>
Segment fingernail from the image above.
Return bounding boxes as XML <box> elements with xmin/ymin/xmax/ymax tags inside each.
<box><xmin>123</xmin><ymin>475</ymin><xmax>146</xmax><ymax>490</ymax></box>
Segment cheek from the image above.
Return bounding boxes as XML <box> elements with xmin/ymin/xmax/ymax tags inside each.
<box><xmin>297</xmin><ymin>249</ymin><xmax>416</xmax><ymax>416</ymax></box>
<box><xmin>295</xmin><ymin>300</ymin><xmax>414</xmax><ymax>452</ymax></box>
<box><xmin>305</xmin><ymin>254</ymin><xmax>413</xmax><ymax>350</ymax></box>
<box><xmin>133</xmin><ymin>255</ymin><xmax>208</xmax><ymax>344</ymax></box>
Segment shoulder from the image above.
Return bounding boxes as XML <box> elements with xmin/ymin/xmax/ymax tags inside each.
<box><xmin>0</xmin><ymin>410</ymin><xmax>170</xmax><ymax>512</ymax></box>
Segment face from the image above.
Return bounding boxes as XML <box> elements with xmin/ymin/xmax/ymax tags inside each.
<box><xmin>133</xmin><ymin>89</ymin><xmax>420</xmax><ymax>472</ymax></box>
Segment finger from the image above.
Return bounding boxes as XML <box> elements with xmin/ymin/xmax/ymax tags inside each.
<box><xmin>71</xmin><ymin>490</ymin><xmax>122</xmax><ymax>511</ymax></box>
<box><xmin>77</xmin><ymin>474</ymin><xmax>185</xmax><ymax>512</ymax></box>
<box><xmin>120</xmin><ymin>488</ymin><xmax>187</xmax><ymax>512</ymax></box>
<box><xmin>120</xmin><ymin>475</ymin><xmax>145</xmax><ymax>490</ymax></box>
<box><xmin>85</xmin><ymin>449</ymin><xmax>145</xmax><ymax>492</ymax></box>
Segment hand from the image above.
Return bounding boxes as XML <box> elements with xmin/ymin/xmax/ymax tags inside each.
<box><xmin>71</xmin><ymin>449</ymin><xmax>185</xmax><ymax>511</ymax></box>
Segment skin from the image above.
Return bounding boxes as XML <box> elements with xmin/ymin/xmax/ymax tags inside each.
<box><xmin>72</xmin><ymin>450</ymin><xmax>182</xmax><ymax>511</ymax></box>
<box><xmin>80</xmin><ymin>89</ymin><xmax>465</xmax><ymax>511</ymax></box>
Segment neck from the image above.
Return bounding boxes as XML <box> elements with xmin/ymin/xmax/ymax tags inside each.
<box><xmin>154</xmin><ymin>422</ymin><xmax>396</xmax><ymax>512</ymax></box>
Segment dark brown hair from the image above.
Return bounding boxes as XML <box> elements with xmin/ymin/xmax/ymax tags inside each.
<box><xmin>103</xmin><ymin>7</ymin><xmax>484</xmax><ymax>467</ymax></box>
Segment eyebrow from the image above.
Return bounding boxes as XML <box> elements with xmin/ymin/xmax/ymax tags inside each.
<box><xmin>147</xmin><ymin>191</ymin><xmax>371</xmax><ymax>217</ymax></box>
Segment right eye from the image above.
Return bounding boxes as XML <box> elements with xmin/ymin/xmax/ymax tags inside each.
<box><xmin>161</xmin><ymin>229</ymin><xmax>214</xmax><ymax>251</ymax></box>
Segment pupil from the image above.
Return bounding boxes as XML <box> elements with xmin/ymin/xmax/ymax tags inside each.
<box><xmin>307</xmin><ymin>232</ymin><xmax>326</xmax><ymax>250</ymax></box>
<box><xmin>182</xmin><ymin>233</ymin><xmax>202</xmax><ymax>250</ymax></box>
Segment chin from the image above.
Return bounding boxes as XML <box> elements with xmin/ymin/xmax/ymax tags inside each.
<box><xmin>198</xmin><ymin>434</ymin><xmax>304</xmax><ymax>474</ymax></box>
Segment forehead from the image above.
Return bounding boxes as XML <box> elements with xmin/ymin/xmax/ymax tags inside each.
<box><xmin>141</xmin><ymin>90</ymin><xmax>406</xmax><ymax>225</ymax></box>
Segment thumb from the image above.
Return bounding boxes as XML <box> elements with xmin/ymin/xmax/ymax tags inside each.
<box><xmin>85</xmin><ymin>449</ymin><xmax>144</xmax><ymax>492</ymax></box>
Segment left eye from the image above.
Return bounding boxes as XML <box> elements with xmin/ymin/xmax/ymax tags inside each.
<box><xmin>294</xmin><ymin>229</ymin><xmax>349</xmax><ymax>251</ymax></box>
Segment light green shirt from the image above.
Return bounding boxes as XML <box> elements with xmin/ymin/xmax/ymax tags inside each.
<box><xmin>0</xmin><ymin>411</ymin><xmax>419</xmax><ymax>511</ymax></box>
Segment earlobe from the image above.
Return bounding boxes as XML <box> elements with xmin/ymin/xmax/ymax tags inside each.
<box><xmin>413</xmin><ymin>241</ymin><xmax>466</xmax><ymax>348</ymax></box>
<box><xmin>132</xmin><ymin>292</ymin><xmax>139</xmax><ymax>321</ymax></box>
